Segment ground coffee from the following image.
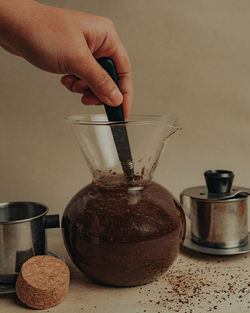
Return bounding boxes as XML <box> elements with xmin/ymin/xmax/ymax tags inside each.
<box><xmin>62</xmin><ymin>180</ymin><xmax>185</xmax><ymax>287</ymax></box>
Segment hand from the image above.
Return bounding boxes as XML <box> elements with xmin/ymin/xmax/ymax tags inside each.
<box><xmin>0</xmin><ymin>0</ymin><xmax>132</xmax><ymax>117</ymax></box>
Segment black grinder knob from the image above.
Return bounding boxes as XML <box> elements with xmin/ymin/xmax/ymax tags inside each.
<box><xmin>204</xmin><ymin>170</ymin><xmax>234</xmax><ymax>195</ymax></box>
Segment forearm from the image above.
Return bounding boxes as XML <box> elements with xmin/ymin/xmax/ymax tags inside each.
<box><xmin>0</xmin><ymin>0</ymin><xmax>38</xmax><ymax>49</ymax></box>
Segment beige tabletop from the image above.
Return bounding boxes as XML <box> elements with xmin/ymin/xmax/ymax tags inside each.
<box><xmin>1</xmin><ymin>228</ymin><xmax>249</xmax><ymax>313</ymax></box>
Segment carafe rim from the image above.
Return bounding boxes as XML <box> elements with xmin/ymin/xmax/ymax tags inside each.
<box><xmin>65</xmin><ymin>113</ymin><xmax>181</xmax><ymax>129</ymax></box>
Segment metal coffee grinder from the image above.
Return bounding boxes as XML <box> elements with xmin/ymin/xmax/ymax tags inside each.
<box><xmin>181</xmin><ymin>170</ymin><xmax>250</xmax><ymax>255</ymax></box>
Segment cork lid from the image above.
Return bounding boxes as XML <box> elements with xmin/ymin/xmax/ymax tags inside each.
<box><xmin>15</xmin><ymin>255</ymin><xmax>70</xmax><ymax>309</ymax></box>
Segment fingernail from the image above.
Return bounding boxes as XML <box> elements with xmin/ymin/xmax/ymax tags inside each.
<box><xmin>108</xmin><ymin>88</ymin><xmax>123</xmax><ymax>106</ymax></box>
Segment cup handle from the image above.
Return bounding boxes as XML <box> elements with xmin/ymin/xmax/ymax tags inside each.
<box><xmin>44</xmin><ymin>214</ymin><xmax>60</xmax><ymax>228</ymax></box>
<box><xmin>180</xmin><ymin>193</ymin><xmax>191</xmax><ymax>219</ymax></box>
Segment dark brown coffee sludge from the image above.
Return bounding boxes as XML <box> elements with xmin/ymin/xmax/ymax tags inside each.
<box><xmin>62</xmin><ymin>180</ymin><xmax>185</xmax><ymax>287</ymax></box>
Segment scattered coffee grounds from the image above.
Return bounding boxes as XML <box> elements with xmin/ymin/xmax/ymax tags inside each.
<box><xmin>62</xmin><ymin>180</ymin><xmax>185</xmax><ymax>287</ymax></box>
<box><xmin>16</xmin><ymin>255</ymin><xmax>70</xmax><ymax>309</ymax></box>
<box><xmin>136</xmin><ymin>253</ymin><xmax>250</xmax><ymax>312</ymax></box>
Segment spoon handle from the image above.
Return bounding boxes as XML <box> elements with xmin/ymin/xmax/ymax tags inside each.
<box><xmin>97</xmin><ymin>57</ymin><xmax>134</xmax><ymax>180</ymax></box>
<box><xmin>97</xmin><ymin>57</ymin><xmax>124</xmax><ymax>121</ymax></box>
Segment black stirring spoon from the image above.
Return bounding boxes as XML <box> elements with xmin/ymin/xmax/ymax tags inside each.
<box><xmin>97</xmin><ymin>57</ymin><xmax>134</xmax><ymax>180</ymax></box>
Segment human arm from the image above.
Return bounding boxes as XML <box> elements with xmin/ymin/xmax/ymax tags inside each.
<box><xmin>0</xmin><ymin>0</ymin><xmax>132</xmax><ymax>116</ymax></box>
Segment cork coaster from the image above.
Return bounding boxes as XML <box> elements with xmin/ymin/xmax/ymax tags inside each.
<box><xmin>15</xmin><ymin>255</ymin><xmax>70</xmax><ymax>309</ymax></box>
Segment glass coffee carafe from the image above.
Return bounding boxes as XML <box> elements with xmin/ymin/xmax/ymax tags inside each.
<box><xmin>62</xmin><ymin>114</ymin><xmax>185</xmax><ymax>287</ymax></box>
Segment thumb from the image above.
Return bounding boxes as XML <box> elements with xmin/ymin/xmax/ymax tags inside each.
<box><xmin>72</xmin><ymin>53</ymin><xmax>123</xmax><ymax>107</ymax></box>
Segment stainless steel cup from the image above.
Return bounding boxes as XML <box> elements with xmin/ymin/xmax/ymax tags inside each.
<box><xmin>0</xmin><ymin>202</ymin><xmax>59</xmax><ymax>284</ymax></box>
<box><xmin>191</xmin><ymin>196</ymin><xmax>247</xmax><ymax>248</ymax></box>
<box><xmin>181</xmin><ymin>188</ymin><xmax>248</xmax><ymax>249</ymax></box>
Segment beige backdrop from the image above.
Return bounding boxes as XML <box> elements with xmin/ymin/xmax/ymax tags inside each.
<box><xmin>1</xmin><ymin>0</ymin><xmax>250</xmax><ymax>223</ymax></box>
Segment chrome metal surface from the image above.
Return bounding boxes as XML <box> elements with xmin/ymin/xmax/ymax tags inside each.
<box><xmin>0</xmin><ymin>202</ymin><xmax>59</xmax><ymax>284</ymax></box>
<box><xmin>183</xmin><ymin>231</ymin><xmax>250</xmax><ymax>255</ymax></box>
<box><xmin>0</xmin><ymin>282</ymin><xmax>15</xmax><ymax>294</ymax></box>
<box><xmin>180</xmin><ymin>190</ymin><xmax>248</xmax><ymax>249</ymax></box>
<box><xmin>48</xmin><ymin>250</ymin><xmax>65</xmax><ymax>263</ymax></box>
<box><xmin>0</xmin><ymin>250</ymin><xmax>64</xmax><ymax>294</ymax></box>
<box><xmin>181</xmin><ymin>185</ymin><xmax>250</xmax><ymax>201</ymax></box>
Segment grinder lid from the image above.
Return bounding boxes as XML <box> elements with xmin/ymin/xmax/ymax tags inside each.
<box><xmin>181</xmin><ymin>170</ymin><xmax>250</xmax><ymax>201</ymax></box>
